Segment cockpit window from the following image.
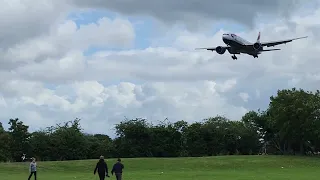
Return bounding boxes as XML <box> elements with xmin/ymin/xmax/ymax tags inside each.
<box><xmin>223</xmin><ymin>33</ymin><xmax>229</xmax><ymax>35</ymax></box>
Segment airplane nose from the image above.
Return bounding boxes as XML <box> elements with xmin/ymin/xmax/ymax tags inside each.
<box><xmin>222</xmin><ymin>34</ymin><xmax>228</xmax><ymax>39</ymax></box>
<box><xmin>222</xmin><ymin>35</ymin><xmax>229</xmax><ymax>44</ymax></box>
<box><xmin>222</xmin><ymin>35</ymin><xmax>228</xmax><ymax>41</ymax></box>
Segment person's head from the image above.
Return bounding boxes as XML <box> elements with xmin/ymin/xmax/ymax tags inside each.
<box><xmin>99</xmin><ymin>155</ymin><xmax>104</xmax><ymax>161</ymax></box>
<box><xmin>117</xmin><ymin>158</ymin><xmax>121</xmax><ymax>162</ymax></box>
<box><xmin>32</xmin><ymin>157</ymin><xmax>36</xmax><ymax>162</ymax></box>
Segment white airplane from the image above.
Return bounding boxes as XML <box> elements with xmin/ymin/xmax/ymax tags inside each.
<box><xmin>195</xmin><ymin>32</ymin><xmax>308</xmax><ymax>60</ymax></box>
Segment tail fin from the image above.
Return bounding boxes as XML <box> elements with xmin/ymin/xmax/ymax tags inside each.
<box><xmin>256</xmin><ymin>32</ymin><xmax>261</xmax><ymax>43</ymax></box>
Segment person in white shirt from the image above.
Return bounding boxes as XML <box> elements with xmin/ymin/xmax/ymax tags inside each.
<box><xmin>21</xmin><ymin>154</ymin><xmax>26</xmax><ymax>162</ymax></box>
<box><xmin>28</xmin><ymin>157</ymin><xmax>37</xmax><ymax>180</ymax></box>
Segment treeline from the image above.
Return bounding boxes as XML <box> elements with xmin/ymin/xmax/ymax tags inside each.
<box><xmin>1</xmin><ymin>88</ymin><xmax>320</xmax><ymax>162</ymax></box>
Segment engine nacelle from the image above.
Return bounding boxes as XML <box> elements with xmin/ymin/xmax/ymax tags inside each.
<box><xmin>215</xmin><ymin>46</ymin><xmax>226</xmax><ymax>54</ymax></box>
<box><xmin>253</xmin><ymin>42</ymin><xmax>262</xmax><ymax>51</ymax></box>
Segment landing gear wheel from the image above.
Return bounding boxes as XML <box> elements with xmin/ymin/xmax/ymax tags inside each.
<box><xmin>232</xmin><ymin>55</ymin><xmax>237</xmax><ymax>60</ymax></box>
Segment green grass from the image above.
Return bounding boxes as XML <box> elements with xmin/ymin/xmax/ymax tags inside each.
<box><xmin>1</xmin><ymin>155</ymin><xmax>319</xmax><ymax>180</ymax></box>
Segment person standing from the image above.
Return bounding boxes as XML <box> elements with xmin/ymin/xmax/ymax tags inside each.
<box><xmin>28</xmin><ymin>157</ymin><xmax>37</xmax><ymax>180</ymax></box>
<box><xmin>111</xmin><ymin>158</ymin><xmax>124</xmax><ymax>180</ymax></box>
<box><xmin>21</xmin><ymin>153</ymin><xmax>26</xmax><ymax>162</ymax></box>
<box><xmin>94</xmin><ymin>156</ymin><xmax>109</xmax><ymax>180</ymax></box>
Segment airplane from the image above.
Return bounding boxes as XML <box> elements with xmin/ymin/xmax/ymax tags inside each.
<box><xmin>195</xmin><ymin>32</ymin><xmax>308</xmax><ymax>60</ymax></box>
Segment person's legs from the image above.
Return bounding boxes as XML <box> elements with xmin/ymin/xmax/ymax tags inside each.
<box><xmin>34</xmin><ymin>171</ymin><xmax>37</xmax><ymax>180</ymax></box>
<box><xmin>99</xmin><ymin>174</ymin><xmax>105</xmax><ymax>180</ymax></box>
<box><xmin>115</xmin><ymin>173</ymin><xmax>122</xmax><ymax>180</ymax></box>
<box><xmin>27</xmin><ymin>172</ymin><xmax>33</xmax><ymax>180</ymax></box>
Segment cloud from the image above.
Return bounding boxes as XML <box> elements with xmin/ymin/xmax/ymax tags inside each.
<box><xmin>239</xmin><ymin>93</ymin><xmax>250</xmax><ymax>102</ymax></box>
<box><xmin>0</xmin><ymin>0</ymin><xmax>71</xmax><ymax>49</ymax></box>
<box><xmin>1</xmin><ymin>16</ymin><xmax>135</xmax><ymax>70</ymax></box>
<box><xmin>71</xmin><ymin>0</ymin><xmax>318</xmax><ymax>30</ymax></box>
<box><xmin>1</xmin><ymin>80</ymin><xmax>246</xmax><ymax>134</ymax></box>
<box><xmin>1</xmin><ymin>1</ymin><xmax>320</xmax><ymax>137</ymax></box>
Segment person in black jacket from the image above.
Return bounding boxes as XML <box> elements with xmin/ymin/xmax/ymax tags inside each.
<box><xmin>94</xmin><ymin>156</ymin><xmax>110</xmax><ymax>180</ymax></box>
<box><xmin>111</xmin><ymin>158</ymin><xmax>124</xmax><ymax>180</ymax></box>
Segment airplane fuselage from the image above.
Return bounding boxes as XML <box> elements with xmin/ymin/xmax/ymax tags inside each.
<box><xmin>222</xmin><ymin>33</ymin><xmax>260</xmax><ymax>57</ymax></box>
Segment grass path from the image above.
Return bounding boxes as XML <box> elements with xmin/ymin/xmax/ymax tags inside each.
<box><xmin>0</xmin><ymin>155</ymin><xmax>319</xmax><ymax>180</ymax></box>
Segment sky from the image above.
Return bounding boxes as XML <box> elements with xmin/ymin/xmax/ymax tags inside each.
<box><xmin>1</xmin><ymin>0</ymin><xmax>320</xmax><ymax>137</ymax></box>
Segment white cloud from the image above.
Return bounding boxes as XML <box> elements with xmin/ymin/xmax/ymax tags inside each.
<box><xmin>0</xmin><ymin>95</ymin><xmax>7</xmax><ymax>107</ymax></box>
<box><xmin>0</xmin><ymin>0</ymin><xmax>71</xmax><ymax>48</ymax></box>
<box><xmin>3</xmin><ymin>17</ymin><xmax>135</xmax><ymax>66</ymax></box>
<box><xmin>1</xmin><ymin>1</ymin><xmax>320</xmax><ymax>137</ymax></box>
<box><xmin>239</xmin><ymin>93</ymin><xmax>250</xmax><ymax>102</ymax></box>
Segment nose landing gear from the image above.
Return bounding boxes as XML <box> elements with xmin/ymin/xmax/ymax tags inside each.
<box><xmin>231</xmin><ymin>55</ymin><xmax>237</xmax><ymax>60</ymax></box>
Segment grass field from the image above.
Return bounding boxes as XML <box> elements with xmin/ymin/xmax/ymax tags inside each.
<box><xmin>0</xmin><ymin>155</ymin><xmax>319</xmax><ymax>180</ymax></box>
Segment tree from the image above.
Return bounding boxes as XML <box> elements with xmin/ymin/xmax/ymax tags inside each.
<box><xmin>185</xmin><ymin>122</ymin><xmax>207</xmax><ymax>156</ymax></box>
<box><xmin>85</xmin><ymin>134</ymin><xmax>114</xmax><ymax>159</ymax></box>
<box><xmin>29</xmin><ymin>130</ymin><xmax>51</xmax><ymax>161</ymax></box>
<box><xmin>241</xmin><ymin>110</ymin><xmax>275</xmax><ymax>154</ymax></box>
<box><xmin>7</xmin><ymin>118</ymin><xmax>30</xmax><ymax>161</ymax></box>
<box><xmin>268</xmin><ymin>88</ymin><xmax>320</xmax><ymax>154</ymax></box>
<box><xmin>0</xmin><ymin>122</ymin><xmax>11</xmax><ymax>162</ymax></box>
<box><xmin>149</xmin><ymin>121</ymin><xmax>184</xmax><ymax>157</ymax></box>
<box><xmin>114</xmin><ymin>118</ymin><xmax>152</xmax><ymax>157</ymax></box>
<box><xmin>49</xmin><ymin>118</ymin><xmax>87</xmax><ymax>160</ymax></box>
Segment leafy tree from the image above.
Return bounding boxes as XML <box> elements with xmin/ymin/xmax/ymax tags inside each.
<box><xmin>29</xmin><ymin>130</ymin><xmax>51</xmax><ymax>161</ymax></box>
<box><xmin>0</xmin><ymin>122</ymin><xmax>11</xmax><ymax>162</ymax></box>
<box><xmin>7</xmin><ymin>118</ymin><xmax>30</xmax><ymax>161</ymax></box>
<box><xmin>85</xmin><ymin>134</ymin><xmax>114</xmax><ymax>159</ymax></box>
<box><xmin>114</xmin><ymin>118</ymin><xmax>152</xmax><ymax>157</ymax></box>
<box><xmin>268</xmin><ymin>88</ymin><xmax>320</xmax><ymax>154</ymax></box>
<box><xmin>185</xmin><ymin>122</ymin><xmax>206</xmax><ymax>156</ymax></box>
<box><xmin>49</xmin><ymin>118</ymin><xmax>87</xmax><ymax>160</ymax></box>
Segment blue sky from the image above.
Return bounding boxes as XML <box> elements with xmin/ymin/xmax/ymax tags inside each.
<box><xmin>68</xmin><ymin>10</ymin><xmax>155</xmax><ymax>56</ymax></box>
<box><xmin>67</xmin><ymin>10</ymin><xmax>248</xmax><ymax>56</ymax></box>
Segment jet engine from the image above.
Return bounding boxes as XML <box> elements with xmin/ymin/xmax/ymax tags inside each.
<box><xmin>253</xmin><ymin>42</ymin><xmax>262</xmax><ymax>51</ymax></box>
<box><xmin>216</xmin><ymin>46</ymin><xmax>226</xmax><ymax>54</ymax></box>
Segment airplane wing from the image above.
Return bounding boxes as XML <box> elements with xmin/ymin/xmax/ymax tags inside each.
<box><xmin>195</xmin><ymin>47</ymin><xmax>217</xmax><ymax>51</ymax></box>
<box><xmin>195</xmin><ymin>46</ymin><xmax>229</xmax><ymax>51</ymax></box>
<box><xmin>260</xmin><ymin>36</ymin><xmax>308</xmax><ymax>47</ymax></box>
<box><xmin>261</xmin><ymin>48</ymin><xmax>281</xmax><ymax>51</ymax></box>
<box><xmin>251</xmin><ymin>48</ymin><xmax>281</xmax><ymax>55</ymax></box>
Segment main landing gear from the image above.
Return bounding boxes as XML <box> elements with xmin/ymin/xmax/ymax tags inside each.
<box><xmin>231</xmin><ymin>55</ymin><xmax>237</xmax><ymax>60</ymax></box>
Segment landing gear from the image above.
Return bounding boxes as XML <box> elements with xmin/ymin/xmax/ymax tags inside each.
<box><xmin>253</xmin><ymin>55</ymin><xmax>258</xmax><ymax>58</ymax></box>
<box><xmin>231</xmin><ymin>55</ymin><xmax>237</xmax><ymax>60</ymax></box>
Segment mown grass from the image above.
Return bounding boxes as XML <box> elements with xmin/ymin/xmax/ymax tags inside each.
<box><xmin>0</xmin><ymin>155</ymin><xmax>319</xmax><ymax>180</ymax></box>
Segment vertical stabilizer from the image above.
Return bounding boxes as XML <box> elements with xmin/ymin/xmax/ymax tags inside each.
<box><xmin>257</xmin><ymin>32</ymin><xmax>261</xmax><ymax>43</ymax></box>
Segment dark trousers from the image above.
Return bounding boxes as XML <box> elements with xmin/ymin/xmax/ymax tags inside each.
<box><xmin>99</xmin><ymin>173</ymin><xmax>105</xmax><ymax>180</ymax></box>
<box><xmin>28</xmin><ymin>171</ymin><xmax>37</xmax><ymax>180</ymax></box>
<box><xmin>115</xmin><ymin>173</ymin><xmax>122</xmax><ymax>180</ymax></box>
